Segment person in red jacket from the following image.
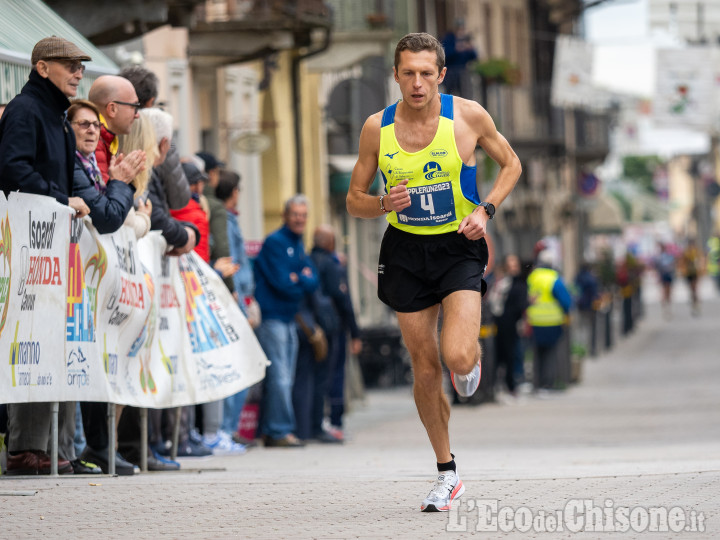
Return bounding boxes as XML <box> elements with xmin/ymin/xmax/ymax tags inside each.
<box><xmin>170</xmin><ymin>161</ymin><xmax>211</xmax><ymax>262</ymax></box>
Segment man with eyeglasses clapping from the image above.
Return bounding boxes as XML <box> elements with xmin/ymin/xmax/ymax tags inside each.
<box><xmin>87</xmin><ymin>75</ymin><xmax>143</xmax><ymax>183</ymax></box>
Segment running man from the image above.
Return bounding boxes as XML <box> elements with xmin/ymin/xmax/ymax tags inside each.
<box><xmin>346</xmin><ymin>33</ymin><xmax>522</xmax><ymax>512</ymax></box>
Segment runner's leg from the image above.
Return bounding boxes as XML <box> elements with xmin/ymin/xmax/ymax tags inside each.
<box><xmin>440</xmin><ymin>290</ymin><xmax>483</xmax><ymax>376</ymax></box>
<box><xmin>396</xmin><ymin>305</ymin><xmax>452</xmax><ymax>463</ymax></box>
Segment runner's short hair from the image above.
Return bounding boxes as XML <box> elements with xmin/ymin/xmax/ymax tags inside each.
<box><xmin>394</xmin><ymin>33</ymin><xmax>445</xmax><ymax>72</ymax></box>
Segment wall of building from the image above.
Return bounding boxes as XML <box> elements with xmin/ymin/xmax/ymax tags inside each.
<box><xmin>142</xmin><ymin>26</ymin><xmax>196</xmax><ymax>159</ymax></box>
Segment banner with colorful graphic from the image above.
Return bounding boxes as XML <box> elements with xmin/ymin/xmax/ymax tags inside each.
<box><xmin>1</xmin><ymin>194</ymin><xmax>268</xmax><ymax>406</ymax></box>
<box><xmin>0</xmin><ymin>192</ymin><xmax>73</xmax><ymax>402</ymax></box>
<box><xmin>137</xmin><ymin>235</ymin><xmax>269</xmax><ymax>407</ymax></box>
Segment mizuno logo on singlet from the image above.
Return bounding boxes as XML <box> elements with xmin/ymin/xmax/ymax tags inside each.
<box><xmin>385</xmin><ymin>151</ymin><xmax>399</xmax><ymax>159</ymax></box>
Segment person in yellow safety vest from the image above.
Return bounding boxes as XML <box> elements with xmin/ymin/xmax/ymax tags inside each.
<box><xmin>707</xmin><ymin>236</ymin><xmax>720</xmax><ymax>291</ymax></box>
<box><xmin>527</xmin><ymin>250</ymin><xmax>572</xmax><ymax>391</ymax></box>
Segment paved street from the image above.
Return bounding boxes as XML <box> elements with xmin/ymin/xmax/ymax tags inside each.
<box><xmin>2</xmin><ymin>276</ymin><xmax>719</xmax><ymax>539</ymax></box>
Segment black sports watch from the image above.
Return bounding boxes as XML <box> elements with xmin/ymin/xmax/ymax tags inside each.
<box><xmin>479</xmin><ymin>201</ymin><xmax>495</xmax><ymax>219</ymax></box>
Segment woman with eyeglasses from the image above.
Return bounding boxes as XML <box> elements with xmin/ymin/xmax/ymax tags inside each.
<box><xmin>66</xmin><ymin>99</ymin><xmax>150</xmax><ymax>476</ymax></box>
<box><xmin>68</xmin><ymin>99</ymin><xmax>146</xmax><ymax>234</ymax></box>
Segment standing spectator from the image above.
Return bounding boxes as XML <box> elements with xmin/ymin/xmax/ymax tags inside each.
<box><xmin>301</xmin><ymin>225</ymin><xmax>362</xmax><ymax>442</ymax></box>
<box><xmin>120</xmin><ymin>66</ymin><xmax>191</xmax><ymax>211</ymax></box>
<box><xmin>87</xmin><ymin>75</ymin><xmax>141</xmax><ymax>182</ymax></box>
<box><xmin>216</xmin><ymin>170</ymin><xmax>255</xmax><ymax>313</ymax></box>
<box><xmin>654</xmin><ymin>243</ymin><xmax>676</xmax><ymax>318</ymax></box>
<box><xmin>707</xmin><ymin>235</ymin><xmax>720</xmax><ymax>291</ymax></box>
<box><xmin>526</xmin><ymin>250</ymin><xmax>571</xmax><ymax>392</ymax></box>
<box><xmin>441</xmin><ymin>20</ymin><xmax>478</xmax><ymax>96</ymax></box>
<box><xmin>81</xmin><ymin>74</ymin><xmax>146</xmax><ymax>476</ymax></box>
<box><xmin>325</xmin><ymin>248</ymin><xmax>362</xmax><ymax>440</ymax></box>
<box><xmin>67</xmin><ymin>99</ymin><xmax>144</xmax><ymax>474</ymax></box>
<box><xmin>489</xmin><ymin>254</ymin><xmax>527</xmax><ymax>397</ymax></box>
<box><xmin>680</xmin><ymin>239</ymin><xmax>702</xmax><ymax>316</ymax></box>
<box><xmin>69</xmin><ymin>99</ymin><xmax>144</xmax><ymax>232</ymax></box>
<box><xmin>196</xmin><ymin>152</ymin><xmax>232</xmax><ymax>278</ymax></box>
<box><xmin>117</xmin><ymin>112</ymin><xmax>155</xmax><ymax>238</ymax></box>
<box><xmin>140</xmin><ymin>108</ymin><xmax>211</xmax><ymax>460</ymax></box>
<box><xmin>170</xmin><ymin>162</ymin><xmax>211</xmax><ymax>262</ymax></box>
<box><xmin>143</xmin><ymin>108</ymin><xmax>198</xmax><ymax>254</ymax></box>
<box><xmin>254</xmin><ymin>195</ymin><xmax>318</xmax><ymax>447</ymax></box>
<box><xmin>293</xmin><ymin>226</ymin><xmax>340</xmax><ymax>443</ymax></box>
<box><xmin>575</xmin><ymin>262</ymin><xmax>600</xmax><ymax>357</ymax></box>
<box><xmin>211</xmin><ymin>170</ymin><xmax>257</xmax><ymax>452</ymax></box>
<box><xmin>114</xmin><ymin>113</ymin><xmax>182</xmax><ymax>472</ymax></box>
<box><xmin>190</xmin><ymin>152</ymin><xmax>234</xmax><ymax>448</ymax></box>
<box><xmin>0</xmin><ymin>36</ymin><xmax>91</xmax><ymax>475</ymax></box>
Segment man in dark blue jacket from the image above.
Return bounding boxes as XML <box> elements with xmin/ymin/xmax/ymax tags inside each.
<box><xmin>0</xmin><ymin>36</ymin><xmax>92</xmax><ymax>475</ymax></box>
<box><xmin>0</xmin><ymin>37</ymin><xmax>90</xmax><ymax>216</ymax></box>
<box><xmin>254</xmin><ymin>194</ymin><xmax>318</xmax><ymax>447</ymax></box>
<box><xmin>293</xmin><ymin>225</ymin><xmax>362</xmax><ymax>443</ymax></box>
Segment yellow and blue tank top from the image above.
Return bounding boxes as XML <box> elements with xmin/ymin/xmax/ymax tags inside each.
<box><xmin>378</xmin><ymin>94</ymin><xmax>479</xmax><ymax>235</ymax></box>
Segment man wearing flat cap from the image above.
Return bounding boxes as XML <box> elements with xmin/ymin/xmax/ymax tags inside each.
<box><xmin>0</xmin><ymin>36</ymin><xmax>92</xmax><ymax>475</ymax></box>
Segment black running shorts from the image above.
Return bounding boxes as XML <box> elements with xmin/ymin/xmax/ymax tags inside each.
<box><xmin>377</xmin><ymin>225</ymin><xmax>488</xmax><ymax>313</ymax></box>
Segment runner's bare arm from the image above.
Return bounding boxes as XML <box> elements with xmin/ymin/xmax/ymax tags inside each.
<box><xmin>457</xmin><ymin>101</ymin><xmax>521</xmax><ymax>240</ymax></box>
<box><xmin>471</xmin><ymin>102</ymin><xmax>521</xmax><ymax>209</ymax></box>
<box><xmin>346</xmin><ymin>113</ymin><xmax>410</xmax><ymax>217</ymax></box>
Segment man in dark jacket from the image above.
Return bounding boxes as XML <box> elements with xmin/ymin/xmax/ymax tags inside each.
<box><xmin>254</xmin><ymin>194</ymin><xmax>318</xmax><ymax>447</ymax></box>
<box><xmin>491</xmin><ymin>254</ymin><xmax>528</xmax><ymax>396</ymax></box>
<box><xmin>0</xmin><ymin>36</ymin><xmax>91</xmax><ymax>475</ymax></box>
<box><xmin>293</xmin><ymin>225</ymin><xmax>362</xmax><ymax>443</ymax></box>
<box><xmin>0</xmin><ymin>39</ymin><xmax>90</xmax><ymax>216</ymax></box>
<box><xmin>143</xmin><ymin>108</ymin><xmax>198</xmax><ymax>254</ymax></box>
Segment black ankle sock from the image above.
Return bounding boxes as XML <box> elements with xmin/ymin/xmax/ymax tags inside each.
<box><xmin>437</xmin><ymin>453</ymin><xmax>456</xmax><ymax>473</ymax></box>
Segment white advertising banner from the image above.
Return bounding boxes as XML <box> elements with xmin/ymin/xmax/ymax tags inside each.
<box><xmin>1</xmin><ymin>194</ymin><xmax>268</xmax><ymax>407</ymax></box>
<box><xmin>551</xmin><ymin>36</ymin><xmax>598</xmax><ymax>109</ymax></box>
<box><xmin>1</xmin><ymin>192</ymin><xmax>73</xmax><ymax>401</ymax></box>
<box><xmin>654</xmin><ymin>47</ymin><xmax>716</xmax><ymax>131</ymax></box>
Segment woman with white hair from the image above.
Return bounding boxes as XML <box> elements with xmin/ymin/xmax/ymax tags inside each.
<box><xmin>141</xmin><ymin>108</ymin><xmax>199</xmax><ymax>254</ymax></box>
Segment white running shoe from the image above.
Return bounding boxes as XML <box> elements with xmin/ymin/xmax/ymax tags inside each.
<box><xmin>451</xmin><ymin>362</ymin><xmax>481</xmax><ymax>397</ymax></box>
<box><xmin>202</xmin><ymin>431</ymin><xmax>247</xmax><ymax>456</ymax></box>
<box><xmin>421</xmin><ymin>470</ymin><xmax>465</xmax><ymax>512</ymax></box>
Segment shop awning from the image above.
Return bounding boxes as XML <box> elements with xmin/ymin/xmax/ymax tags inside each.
<box><xmin>0</xmin><ymin>0</ymin><xmax>118</xmax><ymax>102</ymax></box>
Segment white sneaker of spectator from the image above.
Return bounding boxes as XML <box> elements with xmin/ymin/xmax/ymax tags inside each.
<box><xmin>202</xmin><ymin>430</ymin><xmax>247</xmax><ymax>456</ymax></box>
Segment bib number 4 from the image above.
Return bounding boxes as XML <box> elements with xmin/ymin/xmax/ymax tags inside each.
<box><xmin>420</xmin><ymin>194</ymin><xmax>435</xmax><ymax>214</ymax></box>
<box><xmin>396</xmin><ymin>181</ymin><xmax>456</xmax><ymax>226</ymax></box>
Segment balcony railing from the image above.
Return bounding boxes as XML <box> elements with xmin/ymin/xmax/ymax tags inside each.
<box><xmin>194</xmin><ymin>0</ymin><xmax>331</xmax><ymax>28</ymax></box>
<box><xmin>324</xmin><ymin>0</ymin><xmax>411</xmax><ymax>34</ymax></box>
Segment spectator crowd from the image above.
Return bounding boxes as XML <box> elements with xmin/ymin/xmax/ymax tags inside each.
<box><xmin>0</xmin><ymin>37</ymin><xmax>360</xmax><ymax>476</ymax></box>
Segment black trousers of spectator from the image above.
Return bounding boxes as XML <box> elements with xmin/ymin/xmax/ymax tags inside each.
<box><xmin>495</xmin><ymin>324</ymin><xmax>519</xmax><ymax>393</ymax></box>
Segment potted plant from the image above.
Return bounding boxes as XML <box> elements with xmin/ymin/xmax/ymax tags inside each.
<box><xmin>474</xmin><ymin>58</ymin><xmax>521</xmax><ymax>86</ymax></box>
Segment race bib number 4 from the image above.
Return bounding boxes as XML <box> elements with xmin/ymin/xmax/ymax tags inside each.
<box><xmin>396</xmin><ymin>181</ymin><xmax>456</xmax><ymax>226</ymax></box>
